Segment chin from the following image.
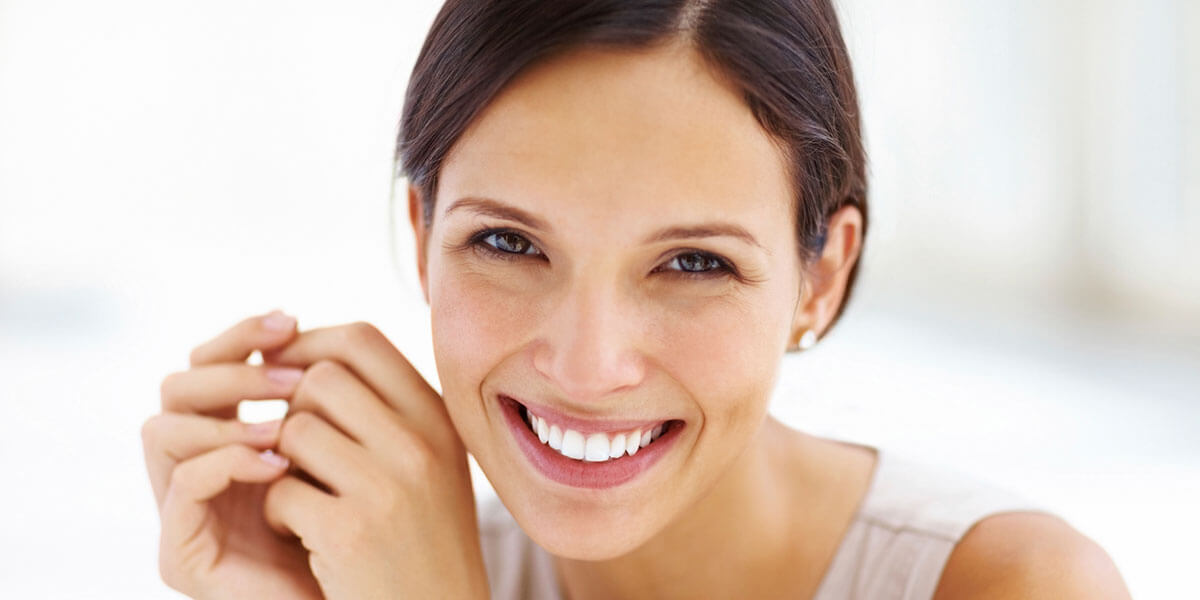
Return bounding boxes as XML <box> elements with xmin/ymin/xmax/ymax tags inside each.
<box><xmin>503</xmin><ymin>494</ymin><xmax>661</xmax><ymax>561</ymax></box>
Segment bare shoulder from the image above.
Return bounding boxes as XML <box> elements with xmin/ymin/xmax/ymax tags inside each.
<box><xmin>932</xmin><ymin>511</ymin><xmax>1130</xmax><ymax>599</ymax></box>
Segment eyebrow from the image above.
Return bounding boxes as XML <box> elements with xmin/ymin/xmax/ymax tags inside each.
<box><xmin>445</xmin><ymin>196</ymin><xmax>766</xmax><ymax>252</ymax></box>
<box><xmin>445</xmin><ymin>197</ymin><xmax>550</xmax><ymax>231</ymax></box>
<box><xmin>642</xmin><ymin>223</ymin><xmax>766</xmax><ymax>252</ymax></box>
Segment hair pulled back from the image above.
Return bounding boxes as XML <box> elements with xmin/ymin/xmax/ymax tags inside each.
<box><xmin>397</xmin><ymin>0</ymin><xmax>868</xmax><ymax>332</ymax></box>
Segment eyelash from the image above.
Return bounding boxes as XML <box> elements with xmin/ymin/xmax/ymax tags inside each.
<box><xmin>465</xmin><ymin>227</ymin><xmax>741</xmax><ymax>281</ymax></box>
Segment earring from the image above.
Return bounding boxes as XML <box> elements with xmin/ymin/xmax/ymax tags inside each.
<box><xmin>792</xmin><ymin>329</ymin><xmax>817</xmax><ymax>352</ymax></box>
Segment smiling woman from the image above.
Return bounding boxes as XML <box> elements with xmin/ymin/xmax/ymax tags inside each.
<box><xmin>141</xmin><ymin>0</ymin><xmax>1131</xmax><ymax>599</ymax></box>
<box><xmin>393</xmin><ymin>1</ymin><xmax>1131</xmax><ymax>599</ymax></box>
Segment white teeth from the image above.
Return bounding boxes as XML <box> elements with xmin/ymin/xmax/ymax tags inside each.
<box><xmin>560</xmin><ymin>429</ymin><xmax>585</xmax><ymax>460</ymax></box>
<box><xmin>609</xmin><ymin>433</ymin><xmax>626</xmax><ymax>458</ymax></box>
<box><xmin>524</xmin><ymin>408</ymin><xmax>670</xmax><ymax>461</ymax></box>
<box><xmin>584</xmin><ymin>433</ymin><xmax>611</xmax><ymax>462</ymax></box>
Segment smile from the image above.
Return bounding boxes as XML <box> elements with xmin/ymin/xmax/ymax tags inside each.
<box><xmin>498</xmin><ymin>394</ymin><xmax>683</xmax><ymax>489</ymax></box>
<box><xmin>524</xmin><ymin>406</ymin><xmax>667</xmax><ymax>461</ymax></box>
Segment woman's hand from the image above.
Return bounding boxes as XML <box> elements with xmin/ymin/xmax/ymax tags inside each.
<box><xmin>143</xmin><ymin>311</ymin><xmax>324</xmax><ymax>600</ymax></box>
<box><xmin>258</xmin><ymin>321</ymin><xmax>489</xmax><ymax>600</ymax></box>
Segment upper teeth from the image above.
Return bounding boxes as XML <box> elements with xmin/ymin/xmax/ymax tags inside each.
<box><xmin>525</xmin><ymin>409</ymin><xmax>666</xmax><ymax>462</ymax></box>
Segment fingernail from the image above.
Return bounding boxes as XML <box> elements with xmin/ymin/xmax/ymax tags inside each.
<box><xmin>261</xmin><ymin>310</ymin><xmax>296</xmax><ymax>332</ymax></box>
<box><xmin>259</xmin><ymin>449</ymin><xmax>289</xmax><ymax>468</ymax></box>
<box><xmin>248</xmin><ymin>418</ymin><xmax>283</xmax><ymax>436</ymax></box>
<box><xmin>266</xmin><ymin>367</ymin><xmax>304</xmax><ymax>386</ymax></box>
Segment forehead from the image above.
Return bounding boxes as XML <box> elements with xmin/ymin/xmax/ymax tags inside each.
<box><xmin>437</xmin><ymin>39</ymin><xmax>792</xmax><ymax>232</ymax></box>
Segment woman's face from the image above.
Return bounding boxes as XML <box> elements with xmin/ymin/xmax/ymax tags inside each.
<box><xmin>414</xmin><ymin>39</ymin><xmax>804</xmax><ymax>560</ymax></box>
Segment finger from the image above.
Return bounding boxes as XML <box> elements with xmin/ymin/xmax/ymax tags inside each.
<box><xmin>143</xmin><ymin>413</ymin><xmax>284</xmax><ymax>508</ymax></box>
<box><xmin>264</xmin><ymin>322</ymin><xmax>449</xmax><ymax>436</ymax></box>
<box><xmin>189</xmin><ymin>310</ymin><xmax>298</xmax><ymax>367</ymax></box>
<box><xmin>161</xmin><ymin>363</ymin><xmax>304</xmax><ymax>415</ymax></box>
<box><xmin>288</xmin><ymin>360</ymin><xmax>401</xmax><ymax>452</ymax></box>
<box><xmin>160</xmin><ymin>443</ymin><xmax>290</xmax><ymax>551</ymax></box>
<box><xmin>277</xmin><ymin>411</ymin><xmax>376</xmax><ymax>497</ymax></box>
<box><xmin>262</xmin><ymin>473</ymin><xmax>337</xmax><ymax>543</ymax></box>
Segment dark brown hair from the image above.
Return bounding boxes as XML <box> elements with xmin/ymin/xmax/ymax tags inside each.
<box><xmin>396</xmin><ymin>0</ymin><xmax>868</xmax><ymax>336</ymax></box>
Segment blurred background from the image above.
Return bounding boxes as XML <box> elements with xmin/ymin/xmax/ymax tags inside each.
<box><xmin>1</xmin><ymin>0</ymin><xmax>1196</xmax><ymax>597</ymax></box>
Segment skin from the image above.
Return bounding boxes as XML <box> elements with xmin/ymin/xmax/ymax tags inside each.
<box><xmin>145</xmin><ymin>314</ymin><xmax>489</xmax><ymax>599</ymax></box>
<box><xmin>409</xmin><ymin>38</ymin><xmax>872</xmax><ymax>597</ymax></box>
<box><xmin>142</xmin><ymin>36</ymin><xmax>1130</xmax><ymax>599</ymax></box>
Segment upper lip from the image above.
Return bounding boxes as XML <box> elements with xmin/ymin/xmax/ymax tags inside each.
<box><xmin>501</xmin><ymin>394</ymin><xmax>672</xmax><ymax>435</ymax></box>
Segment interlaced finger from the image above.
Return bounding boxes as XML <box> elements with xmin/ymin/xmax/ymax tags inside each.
<box><xmin>160</xmin><ymin>363</ymin><xmax>304</xmax><ymax>416</ymax></box>
<box><xmin>141</xmin><ymin>412</ymin><xmax>283</xmax><ymax>508</ymax></box>
<box><xmin>188</xmin><ymin>310</ymin><xmax>298</xmax><ymax>367</ymax></box>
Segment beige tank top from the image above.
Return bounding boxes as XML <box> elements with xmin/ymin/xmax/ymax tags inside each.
<box><xmin>477</xmin><ymin>446</ymin><xmax>1046</xmax><ymax>599</ymax></box>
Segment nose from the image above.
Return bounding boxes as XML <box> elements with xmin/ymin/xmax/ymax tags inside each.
<box><xmin>531</xmin><ymin>279</ymin><xmax>646</xmax><ymax>403</ymax></box>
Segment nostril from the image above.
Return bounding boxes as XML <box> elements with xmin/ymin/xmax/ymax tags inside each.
<box><xmin>535</xmin><ymin>354</ymin><xmax>646</xmax><ymax>403</ymax></box>
<box><xmin>529</xmin><ymin>321</ymin><xmax>646</xmax><ymax>402</ymax></box>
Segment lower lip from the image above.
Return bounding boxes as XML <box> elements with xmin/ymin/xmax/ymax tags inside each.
<box><xmin>499</xmin><ymin>395</ymin><xmax>683</xmax><ymax>489</ymax></box>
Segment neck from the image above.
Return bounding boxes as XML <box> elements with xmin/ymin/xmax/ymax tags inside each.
<box><xmin>553</xmin><ymin>417</ymin><xmax>837</xmax><ymax>600</ymax></box>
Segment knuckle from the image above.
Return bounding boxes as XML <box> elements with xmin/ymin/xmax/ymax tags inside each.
<box><xmin>140</xmin><ymin>415</ymin><xmax>163</xmax><ymax>448</ymax></box>
<box><xmin>157</xmin><ymin>554</ymin><xmax>182</xmax><ymax>591</ymax></box>
<box><xmin>392</xmin><ymin>428</ymin><xmax>438</xmax><ymax>477</ymax></box>
<box><xmin>305</xmin><ymin>359</ymin><xmax>344</xmax><ymax>386</ymax></box>
<box><xmin>261</xmin><ymin>475</ymin><xmax>286</xmax><ymax>512</ymax></box>
<box><xmin>343</xmin><ymin>320</ymin><xmax>383</xmax><ymax>346</ymax></box>
<box><xmin>167</xmin><ymin>460</ymin><xmax>198</xmax><ymax>498</ymax></box>
<box><xmin>291</xmin><ymin>360</ymin><xmax>343</xmax><ymax>412</ymax></box>
<box><xmin>158</xmin><ymin>371</ymin><xmax>184</xmax><ymax>404</ymax></box>
<box><xmin>290</xmin><ymin>410</ymin><xmax>322</xmax><ymax>432</ymax></box>
<box><xmin>157</xmin><ymin>548</ymin><xmax>197</xmax><ymax>593</ymax></box>
<box><xmin>308</xmin><ymin>552</ymin><xmax>330</xmax><ymax>584</ymax></box>
<box><xmin>278</xmin><ymin>411</ymin><xmax>317</xmax><ymax>450</ymax></box>
<box><xmin>186</xmin><ymin>344</ymin><xmax>208</xmax><ymax>367</ymax></box>
<box><xmin>407</xmin><ymin>441</ymin><xmax>438</xmax><ymax>477</ymax></box>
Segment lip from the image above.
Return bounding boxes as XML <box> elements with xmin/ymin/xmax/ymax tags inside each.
<box><xmin>517</xmin><ymin>397</ymin><xmax>668</xmax><ymax>435</ymax></box>
<box><xmin>498</xmin><ymin>394</ymin><xmax>683</xmax><ymax>489</ymax></box>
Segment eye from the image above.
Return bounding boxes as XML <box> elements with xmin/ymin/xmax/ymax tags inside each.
<box><xmin>669</xmin><ymin>252</ymin><xmax>722</xmax><ymax>272</ymax></box>
<box><xmin>463</xmin><ymin>228</ymin><xmax>745</xmax><ymax>282</ymax></box>
<box><xmin>658</xmin><ymin>251</ymin><xmax>735</xmax><ymax>279</ymax></box>
<box><xmin>471</xmin><ymin>228</ymin><xmax>543</xmax><ymax>258</ymax></box>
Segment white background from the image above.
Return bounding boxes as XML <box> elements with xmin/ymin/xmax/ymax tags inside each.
<box><xmin>1</xmin><ymin>1</ymin><xmax>1197</xmax><ymax>597</ymax></box>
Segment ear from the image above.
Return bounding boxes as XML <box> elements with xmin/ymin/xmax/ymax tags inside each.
<box><xmin>789</xmin><ymin>205</ymin><xmax>864</xmax><ymax>347</ymax></box>
<box><xmin>407</xmin><ymin>183</ymin><xmax>431</xmax><ymax>304</ymax></box>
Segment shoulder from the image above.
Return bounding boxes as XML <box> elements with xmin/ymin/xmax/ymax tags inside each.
<box><xmin>932</xmin><ymin>511</ymin><xmax>1130</xmax><ymax>599</ymax></box>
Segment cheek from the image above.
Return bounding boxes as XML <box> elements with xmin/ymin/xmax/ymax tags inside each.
<box><xmin>427</xmin><ymin>267</ymin><xmax>538</xmax><ymax>408</ymax></box>
<box><xmin>649</xmin><ymin>291</ymin><xmax>788</xmax><ymax>438</ymax></box>
<box><xmin>628</xmin><ymin>290</ymin><xmax>789</xmax><ymax>518</ymax></box>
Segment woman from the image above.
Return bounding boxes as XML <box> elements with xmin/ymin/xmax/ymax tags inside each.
<box><xmin>142</xmin><ymin>0</ymin><xmax>1130</xmax><ymax>598</ymax></box>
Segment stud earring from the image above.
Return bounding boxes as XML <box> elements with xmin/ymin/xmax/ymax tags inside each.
<box><xmin>788</xmin><ymin>329</ymin><xmax>818</xmax><ymax>352</ymax></box>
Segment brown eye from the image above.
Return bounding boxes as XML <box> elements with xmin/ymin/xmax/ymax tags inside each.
<box><xmin>483</xmin><ymin>231</ymin><xmax>540</xmax><ymax>255</ymax></box>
